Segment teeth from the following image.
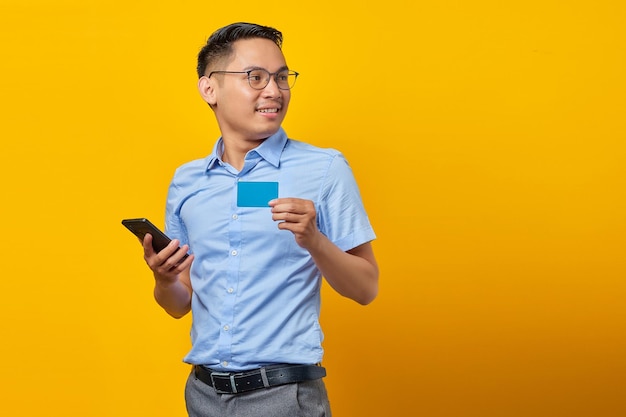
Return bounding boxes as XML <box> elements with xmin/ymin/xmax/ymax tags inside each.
<box><xmin>258</xmin><ymin>108</ymin><xmax>278</xmax><ymax>113</ymax></box>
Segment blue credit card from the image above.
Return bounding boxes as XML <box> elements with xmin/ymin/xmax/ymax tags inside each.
<box><xmin>237</xmin><ymin>181</ymin><xmax>279</xmax><ymax>207</ymax></box>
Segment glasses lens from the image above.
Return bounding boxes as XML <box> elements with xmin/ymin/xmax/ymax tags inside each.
<box><xmin>276</xmin><ymin>71</ymin><xmax>298</xmax><ymax>89</ymax></box>
<box><xmin>247</xmin><ymin>69</ymin><xmax>269</xmax><ymax>89</ymax></box>
<box><xmin>247</xmin><ymin>70</ymin><xmax>298</xmax><ymax>90</ymax></box>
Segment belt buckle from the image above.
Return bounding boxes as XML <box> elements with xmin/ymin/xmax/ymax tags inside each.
<box><xmin>210</xmin><ymin>371</ymin><xmax>234</xmax><ymax>394</ymax></box>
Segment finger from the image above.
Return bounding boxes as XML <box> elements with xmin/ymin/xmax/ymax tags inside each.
<box><xmin>143</xmin><ymin>233</ymin><xmax>155</xmax><ymax>255</ymax></box>
<box><xmin>160</xmin><ymin>252</ymin><xmax>194</xmax><ymax>277</ymax></box>
<box><xmin>143</xmin><ymin>234</ymin><xmax>161</xmax><ymax>268</ymax></box>
<box><xmin>269</xmin><ymin>197</ymin><xmax>296</xmax><ymax>206</ymax></box>
<box><xmin>270</xmin><ymin>197</ymin><xmax>306</xmax><ymax>208</ymax></box>
<box><xmin>155</xmin><ymin>240</ymin><xmax>185</xmax><ymax>264</ymax></box>
<box><xmin>272</xmin><ymin>211</ymin><xmax>306</xmax><ymax>223</ymax></box>
<box><xmin>272</xmin><ymin>202</ymin><xmax>311</xmax><ymax>216</ymax></box>
<box><xmin>168</xmin><ymin>252</ymin><xmax>194</xmax><ymax>274</ymax></box>
<box><xmin>169</xmin><ymin>244</ymin><xmax>191</xmax><ymax>267</ymax></box>
<box><xmin>145</xmin><ymin>237</ymin><xmax>182</xmax><ymax>269</ymax></box>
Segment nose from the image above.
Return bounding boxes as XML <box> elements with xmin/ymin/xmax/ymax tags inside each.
<box><xmin>261</xmin><ymin>75</ymin><xmax>282</xmax><ymax>98</ymax></box>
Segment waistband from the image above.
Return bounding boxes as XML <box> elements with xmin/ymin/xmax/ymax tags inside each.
<box><xmin>193</xmin><ymin>363</ymin><xmax>326</xmax><ymax>394</ymax></box>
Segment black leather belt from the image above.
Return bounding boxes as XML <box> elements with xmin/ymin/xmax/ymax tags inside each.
<box><xmin>194</xmin><ymin>364</ymin><xmax>326</xmax><ymax>394</ymax></box>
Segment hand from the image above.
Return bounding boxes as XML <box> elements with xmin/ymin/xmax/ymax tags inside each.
<box><xmin>269</xmin><ymin>198</ymin><xmax>321</xmax><ymax>249</ymax></box>
<box><xmin>143</xmin><ymin>234</ymin><xmax>193</xmax><ymax>284</ymax></box>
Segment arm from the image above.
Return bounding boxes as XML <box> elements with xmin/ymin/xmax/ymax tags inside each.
<box><xmin>143</xmin><ymin>234</ymin><xmax>194</xmax><ymax>318</ymax></box>
<box><xmin>270</xmin><ymin>198</ymin><xmax>379</xmax><ymax>305</ymax></box>
<box><xmin>308</xmin><ymin>236</ymin><xmax>378</xmax><ymax>305</ymax></box>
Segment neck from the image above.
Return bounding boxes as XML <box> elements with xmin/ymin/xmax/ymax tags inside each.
<box><xmin>221</xmin><ymin>137</ymin><xmax>265</xmax><ymax>171</ymax></box>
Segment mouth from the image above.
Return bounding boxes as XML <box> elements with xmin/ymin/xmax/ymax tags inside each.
<box><xmin>256</xmin><ymin>108</ymin><xmax>280</xmax><ymax>114</ymax></box>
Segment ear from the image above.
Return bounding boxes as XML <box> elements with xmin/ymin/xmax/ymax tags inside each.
<box><xmin>198</xmin><ymin>75</ymin><xmax>217</xmax><ymax>106</ymax></box>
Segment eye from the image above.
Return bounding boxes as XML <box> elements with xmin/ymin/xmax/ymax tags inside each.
<box><xmin>248</xmin><ymin>70</ymin><xmax>265</xmax><ymax>82</ymax></box>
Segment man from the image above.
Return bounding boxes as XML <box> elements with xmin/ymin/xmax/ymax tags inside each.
<box><xmin>142</xmin><ymin>22</ymin><xmax>378</xmax><ymax>417</ymax></box>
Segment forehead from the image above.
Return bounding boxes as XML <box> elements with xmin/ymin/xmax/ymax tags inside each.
<box><xmin>227</xmin><ymin>38</ymin><xmax>287</xmax><ymax>70</ymax></box>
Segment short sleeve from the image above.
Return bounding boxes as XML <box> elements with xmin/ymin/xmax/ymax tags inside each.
<box><xmin>164</xmin><ymin>174</ymin><xmax>190</xmax><ymax>248</ymax></box>
<box><xmin>317</xmin><ymin>154</ymin><xmax>376</xmax><ymax>251</ymax></box>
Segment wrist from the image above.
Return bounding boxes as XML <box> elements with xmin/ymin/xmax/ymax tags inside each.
<box><xmin>154</xmin><ymin>272</ymin><xmax>179</xmax><ymax>287</ymax></box>
<box><xmin>304</xmin><ymin>230</ymin><xmax>329</xmax><ymax>255</ymax></box>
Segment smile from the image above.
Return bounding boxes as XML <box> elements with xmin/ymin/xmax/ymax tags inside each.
<box><xmin>257</xmin><ymin>108</ymin><xmax>279</xmax><ymax>113</ymax></box>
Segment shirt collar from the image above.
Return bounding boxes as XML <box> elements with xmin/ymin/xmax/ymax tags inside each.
<box><xmin>205</xmin><ymin>128</ymin><xmax>288</xmax><ymax>171</ymax></box>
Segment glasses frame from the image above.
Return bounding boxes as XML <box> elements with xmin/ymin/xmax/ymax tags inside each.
<box><xmin>207</xmin><ymin>69</ymin><xmax>299</xmax><ymax>90</ymax></box>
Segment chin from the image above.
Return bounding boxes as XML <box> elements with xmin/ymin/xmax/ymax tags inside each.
<box><xmin>255</xmin><ymin>126</ymin><xmax>282</xmax><ymax>139</ymax></box>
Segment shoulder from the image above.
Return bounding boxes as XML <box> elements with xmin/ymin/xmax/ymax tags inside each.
<box><xmin>285</xmin><ymin>138</ymin><xmax>341</xmax><ymax>155</ymax></box>
<box><xmin>281</xmin><ymin>139</ymin><xmax>357</xmax><ymax>189</ymax></box>
<box><xmin>283</xmin><ymin>138</ymin><xmax>344</xmax><ymax>164</ymax></box>
<box><xmin>171</xmin><ymin>156</ymin><xmax>211</xmax><ymax>186</ymax></box>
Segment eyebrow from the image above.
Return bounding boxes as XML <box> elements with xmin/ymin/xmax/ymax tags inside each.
<box><xmin>242</xmin><ymin>65</ymin><xmax>290</xmax><ymax>72</ymax></box>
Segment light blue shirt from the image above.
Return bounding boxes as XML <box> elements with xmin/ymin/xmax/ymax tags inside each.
<box><xmin>165</xmin><ymin>128</ymin><xmax>376</xmax><ymax>371</ymax></box>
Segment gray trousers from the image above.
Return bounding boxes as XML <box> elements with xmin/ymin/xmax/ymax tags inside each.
<box><xmin>185</xmin><ymin>369</ymin><xmax>332</xmax><ymax>417</ymax></box>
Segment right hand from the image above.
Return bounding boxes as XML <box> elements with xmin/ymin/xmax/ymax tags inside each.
<box><xmin>142</xmin><ymin>233</ymin><xmax>194</xmax><ymax>284</ymax></box>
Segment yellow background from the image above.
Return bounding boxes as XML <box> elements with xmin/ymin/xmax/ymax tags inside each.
<box><xmin>1</xmin><ymin>1</ymin><xmax>625</xmax><ymax>416</ymax></box>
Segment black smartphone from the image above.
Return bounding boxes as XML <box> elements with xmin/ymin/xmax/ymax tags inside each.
<box><xmin>121</xmin><ymin>218</ymin><xmax>188</xmax><ymax>259</ymax></box>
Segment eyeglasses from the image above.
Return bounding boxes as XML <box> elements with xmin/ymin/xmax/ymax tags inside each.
<box><xmin>208</xmin><ymin>69</ymin><xmax>299</xmax><ymax>90</ymax></box>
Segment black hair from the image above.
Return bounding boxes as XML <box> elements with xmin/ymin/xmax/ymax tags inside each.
<box><xmin>196</xmin><ymin>22</ymin><xmax>283</xmax><ymax>78</ymax></box>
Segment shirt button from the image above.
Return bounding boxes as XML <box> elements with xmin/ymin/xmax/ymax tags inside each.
<box><xmin>231</xmin><ymin>250</ymin><xmax>238</xmax><ymax>256</ymax></box>
<box><xmin>222</xmin><ymin>361</ymin><xmax>229</xmax><ymax>367</ymax></box>
<box><xmin>227</xmin><ymin>288</ymin><xmax>234</xmax><ymax>294</ymax></box>
<box><xmin>223</xmin><ymin>325</ymin><xmax>230</xmax><ymax>331</ymax></box>
<box><xmin>232</xmin><ymin>214</ymin><xmax>238</xmax><ymax>220</ymax></box>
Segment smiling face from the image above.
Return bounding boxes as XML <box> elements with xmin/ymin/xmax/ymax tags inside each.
<box><xmin>198</xmin><ymin>37</ymin><xmax>291</xmax><ymax>151</ymax></box>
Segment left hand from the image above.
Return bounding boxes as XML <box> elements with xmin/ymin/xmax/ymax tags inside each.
<box><xmin>269</xmin><ymin>198</ymin><xmax>321</xmax><ymax>249</ymax></box>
